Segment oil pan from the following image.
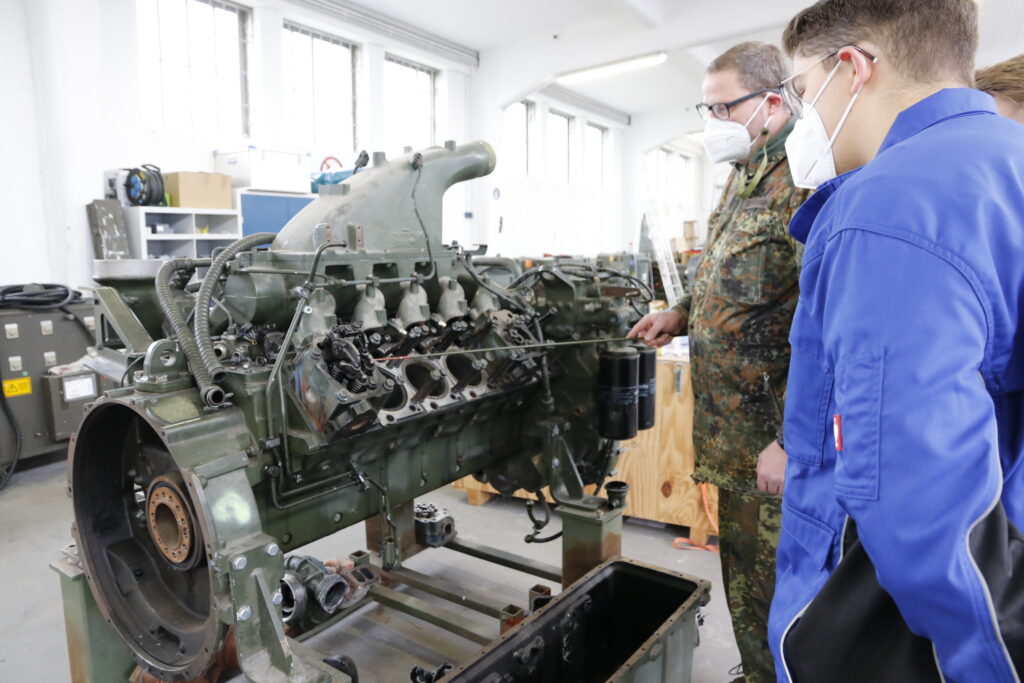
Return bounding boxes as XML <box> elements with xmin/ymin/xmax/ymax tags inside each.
<box><xmin>447</xmin><ymin>557</ymin><xmax>711</xmax><ymax>682</ymax></box>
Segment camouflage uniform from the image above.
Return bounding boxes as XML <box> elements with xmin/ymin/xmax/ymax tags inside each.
<box><xmin>672</xmin><ymin>118</ymin><xmax>807</xmax><ymax>682</ymax></box>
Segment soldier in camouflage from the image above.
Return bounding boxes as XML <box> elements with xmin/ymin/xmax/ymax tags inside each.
<box><xmin>629</xmin><ymin>42</ymin><xmax>808</xmax><ymax>683</ymax></box>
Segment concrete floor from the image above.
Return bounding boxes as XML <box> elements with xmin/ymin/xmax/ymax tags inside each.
<box><xmin>0</xmin><ymin>453</ymin><xmax>740</xmax><ymax>682</ymax></box>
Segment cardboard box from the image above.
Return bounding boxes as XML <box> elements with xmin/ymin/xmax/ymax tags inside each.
<box><xmin>165</xmin><ymin>172</ymin><xmax>233</xmax><ymax>209</ymax></box>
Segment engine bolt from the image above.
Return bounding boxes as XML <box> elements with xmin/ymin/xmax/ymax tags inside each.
<box><xmin>231</xmin><ymin>556</ymin><xmax>247</xmax><ymax>571</ymax></box>
<box><xmin>265</xmin><ymin>543</ymin><xmax>280</xmax><ymax>557</ymax></box>
<box><xmin>272</xmin><ymin>591</ymin><xmax>283</xmax><ymax>606</ymax></box>
<box><xmin>236</xmin><ymin>605</ymin><xmax>252</xmax><ymax>622</ymax></box>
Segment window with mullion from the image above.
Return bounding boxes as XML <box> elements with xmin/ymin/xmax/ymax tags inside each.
<box><xmin>282</xmin><ymin>21</ymin><xmax>357</xmax><ymax>160</ymax></box>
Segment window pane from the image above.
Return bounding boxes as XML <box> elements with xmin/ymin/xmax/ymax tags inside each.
<box><xmin>213</xmin><ymin>4</ymin><xmax>245</xmax><ymax>137</ymax></box>
<box><xmin>294</xmin><ymin>31</ymin><xmax>316</xmax><ymax>149</ymax></box>
<box><xmin>312</xmin><ymin>40</ymin><xmax>354</xmax><ymax>155</ymax></box>
<box><xmin>547</xmin><ymin>111</ymin><xmax>570</xmax><ymax>184</ymax></box>
<box><xmin>665</xmin><ymin>149</ymin><xmax>678</xmax><ymax>201</ymax></box>
<box><xmin>188</xmin><ymin>0</ymin><xmax>216</xmax><ymax>134</ymax></box>
<box><xmin>136</xmin><ymin>0</ymin><xmax>164</xmax><ymax>127</ymax></box>
<box><xmin>157</xmin><ymin>0</ymin><xmax>191</xmax><ymax>130</ymax></box>
<box><xmin>585</xmin><ymin>123</ymin><xmax>605</xmax><ymax>188</ymax></box>
<box><xmin>501</xmin><ymin>101</ymin><xmax>529</xmax><ymax>177</ymax></box>
<box><xmin>136</xmin><ymin>0</ymin><xmax>250</xmax><ymax>136</ymax></box>
<box><xmin>282</xmin><ymin>24</ymin><xmax>356</xmax><ymax>159</ymax></box>
<box><xmin>383</xmin><ymin>56</ymin><xmax>436</xmax><ymax>157</ymax></box>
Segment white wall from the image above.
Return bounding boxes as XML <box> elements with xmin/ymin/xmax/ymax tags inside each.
<box><xmin>977</xmin><ymin>0</ymin><xmax>1024</xmax><ymax>69</ymax></box>
<box><xmin>0</xmin><ymin>0</ymin><xmax>472</xmax><ymax>290</ymax></box>
<box><xmin>476</xmin><ymin>94</ymin><xmax>627</xmax><ymax>259</ymax></box>
<box><xmin>462</xmin><ymin>2</ymin><xmax>806</xmax><ymax>258</ymax></box>
<box><xmin>0</xmin><ymin>0</ymin><xmax>51</xmax><ymax>285</ymax></box>
<box><xmin>4</xmin><ymin>0</ymin><xmax>1022</xmax><ymax>288</ymax></box>
<box><xmin>466</xmin><ymin>74</ymin><xmax>627</xmax><ymax>256</ymax></box>
<box><xmin>622</xmin><ymin>104</ymin><xmax>708</xmax><ymax>249</ymax></box>
<box><xmin>622</xmin><ymin>0</ymin><xmax>1024</xmax><ymax>252</ymax></box>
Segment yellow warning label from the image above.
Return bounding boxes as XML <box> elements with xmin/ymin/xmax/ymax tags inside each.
<box><xmin>2</xmin><ymin>377</ymin><xmax>31</xmax><ymax>398</ymax></box>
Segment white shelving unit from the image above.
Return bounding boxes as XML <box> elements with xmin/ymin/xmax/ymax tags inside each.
<box><xmin>124</xmin><ymin>206</ymin><xmax>242</xmax><ymax>260</ymax></box>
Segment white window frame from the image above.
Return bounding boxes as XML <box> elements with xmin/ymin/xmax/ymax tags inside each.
<box><xmin>522</xmin><ymin>100</ymin><xmax>535</xmax><ymax>177</ymax></box>
<box><xmin>546</xmin><ymin>108</ymin><xmax>574</xmax><ymax>185</ymax></box>
<box><xmin>585</xmin><ymin>122</ymin><xmax>608</xmax><ymax>188</ymax></box>
<box><xmin>137</xmin><ymin>0</ymin><xmax>253</xmax><ymax>136</ymax></box>
<box><xmin>282</xmin><ymin>20</ymin><xmax>360</xmax><ymax>152</ymax></box>
<box><xmin>384</xmin><ymin>53</ymin><xmax>438</xmax><ymax>149</ymax></box>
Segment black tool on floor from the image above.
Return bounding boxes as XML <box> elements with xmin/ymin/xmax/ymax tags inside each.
<box><xmin>410</xmin><ymin>663</ymin><xmax>452</xmax><ymax>682</ymax></box>
<box><xmin>324</xmin><ymin>655</ymin><xmax>359</xmax><ymax>682</ymax></box>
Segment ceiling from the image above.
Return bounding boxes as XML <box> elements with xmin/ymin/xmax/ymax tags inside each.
<box><xmin>564</xmin><ymin>26</ymin><xmax>794</xmax><ymax>116</ymax></box>
<box><xmin>343</xmin><ymin>0</ymin><xmax>631</xmax><ymax>51</ymax></box>
<box><xmin>341</xmin><ymin>0</ymin><xmax>1024</xmax><ymax>117</ymax></box>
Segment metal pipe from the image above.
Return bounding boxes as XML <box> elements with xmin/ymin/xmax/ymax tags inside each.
<box><xmin>375</xmin><ymin>335</ymin><xmax>632</xmax><ymax>362</ymax></box>
<box><xmin>369</xmin><ymin>585</ymin><xmax>493</xmax><ymax>645</ymax></box>
<box><xmin>380</xmin><ymin>566</ymin><xmax>509</xmax><ymax>619</ymax></box>
<box><xmin>460</xmin><ymin>252</ymin><xmax>533</xmax><ymax>316</ymax></box>
<box><xmin>303</xmin><ymin>241</ymin><xmax>350</xmax><ymax>289</ymax></box>
<box><xmin>470</xmin><ymin>256</ymin><xmax>523</xmax><ymax>277</ymax></box>
<box><xmin>194</xmin><ymin>232</ymin><xmax>277</xmax><ymax>397</ymax></box>
<box><xmin>264</xmin><ymin>293</ymin><xmax>310</xmax><ymax>482</ymax></box>
<box><xmin>269</xmin><ymin>471</ymin><xmax>360</xmax><ymax>511</ymax></box>
<box><xmin>533</xmin><ymin>319</ymin><xmax>554</xmax><ymax>411</ymax></box>
<box><xmin>154</xmin><ymin>258</ymin><xmax>223</xmax><ymax>405</ymax></box>
<box><xmin>445</xmin><ymin>538</ymin><xmax>562</xmax><ymax>583</ymax></box>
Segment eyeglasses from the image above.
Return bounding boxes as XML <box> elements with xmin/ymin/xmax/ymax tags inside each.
<box><xmin>780</xmin><ymin>45</ymin><xmax>878</xmax><ymax>118</ymax></box>
<box><xmin>696</xmin><ymin>88</ymin><xmax>780</xmax><ymax>121</ymax></box>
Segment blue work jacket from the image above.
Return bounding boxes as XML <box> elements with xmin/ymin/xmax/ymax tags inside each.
<box><xmin>770</xmin><ymin>89</ymin><xmax>1024</xmax><ymax>682</ymax></box>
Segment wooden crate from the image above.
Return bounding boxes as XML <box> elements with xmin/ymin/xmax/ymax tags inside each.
<box><xmin>452</xmin><ymin>359</ymin><xmax>719</xmax><ymax>545</ymax></box>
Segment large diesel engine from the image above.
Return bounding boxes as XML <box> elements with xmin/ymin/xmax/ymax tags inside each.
<box><xmin>68</xmin><ymin>141</ymin><xmax>663</xmax><ymax>682</ymax></box>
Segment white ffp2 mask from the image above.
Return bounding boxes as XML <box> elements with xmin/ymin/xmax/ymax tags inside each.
<box><xmin>785</xmin><ymin>61</ymin><xmax>862</xmax><ymax>190</ymax></box>
<box><xmin>702</xmin><ymin>96</ymin><xmax>771</xmax><ymax>164</ymax></box>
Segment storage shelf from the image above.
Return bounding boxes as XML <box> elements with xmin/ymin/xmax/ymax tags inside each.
<box><xmin>132</xmin><ymin>206</ymin><xmax>238</xmax><ymax>216</ymax></box>
<box><xmin>125</xmin><ymin>206</ymin><xmax>242</xmax><ymax>260</ymax></box>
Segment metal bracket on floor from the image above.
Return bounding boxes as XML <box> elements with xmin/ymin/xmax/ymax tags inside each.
<box><xmin>51</xmin><ymin>548</ymin><xmax>137</xmax><ymax>683</ymax></box>
<box><xmin>375</xmin><ymin>562</ymin><xmax>512</xmax><ymax>620</ymax></box>
<box><xmin>444</xmin><ymin>537</ymin><xmax>562</xmax><ymax>584</ymax></box>
<box><xmin>558</xmin><ymin>501</ymin><xmax>624</xmax><ymax>588</ymax></box>
<box><xmin>368</xmin><ymin>584</ymin><xmax>493</xmax><ymax>646</ymax></box>
<box><xmin>527</xmin><ymin>584</ymin><xmax>553</xmax><ymax>614</ymax></box>
<box><xmin>499</xmin><ymin>604</ymin><xmax>525</xmax><ymax>634</ymax></box>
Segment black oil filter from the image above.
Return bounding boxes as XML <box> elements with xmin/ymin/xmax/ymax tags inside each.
<box><xmin>598</xmin><ymin>347</ymin><xmax>639</xmax><ymax>440</ymax></box>
<box><xmin>637</xmin><ymin>346</ymin><xmax>656</xmax><ymax>430</ymax></box>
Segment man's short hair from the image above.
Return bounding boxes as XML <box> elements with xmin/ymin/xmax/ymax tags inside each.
<box><xmin>782</xmin><ymin>0</ymin><xmax>978</xmax><ymax>86</ymax></box>
<box><xmin>707</xmin><ymin>41</ymin><xmax>789</xmax><ymax>93</ymax></box>
<box><xmin>976</xmin><ymin>54</ymin><xmax>1024</xmax><ymax>117</ymax></box>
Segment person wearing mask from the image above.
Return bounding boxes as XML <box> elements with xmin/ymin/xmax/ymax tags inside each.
<box><xmin>770</xmin><ymin>1</ymin><xmax>1024</xmax><ymax>680</ymax></box>
<box><xmin>977</xmin><ymin>53</ymin><xmax>1024</xmax><ymax>124</ymax></box>
<box><xmin>629</xmin><ymin>41</ymin><xmax>808</xmax><ymax>683</ymax></box>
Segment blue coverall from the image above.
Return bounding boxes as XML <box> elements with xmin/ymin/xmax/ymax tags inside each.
<box><xmin>770</xmin><ymin>89</ymin><xmax>1024</xmax><ymax>682</ymax></box>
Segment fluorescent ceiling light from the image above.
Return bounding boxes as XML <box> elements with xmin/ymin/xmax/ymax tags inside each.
<box><xmin>556</xmin><ymin>52</ymin><xmax>668</xmax><ymax>85</ymax></box>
